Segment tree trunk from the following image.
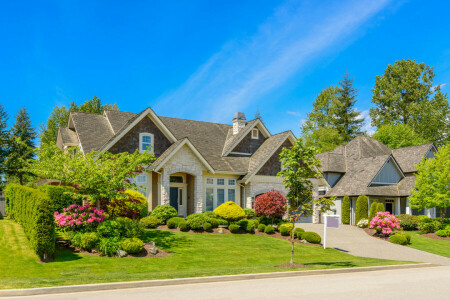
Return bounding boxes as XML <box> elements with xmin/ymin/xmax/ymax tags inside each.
<box><xmin>290</xmin><ymin>220</ymin><xmax>295</xmax><ymax>264</ymax></box>
<box><xmin>440</xmin><ymin>207</ymin><xmax>446</xmax><ymax>223</ymax></box>
<box><xmin>19</xmin><ymin>173</ymin><xmax>23</xmax><ymax>185</ymax></box>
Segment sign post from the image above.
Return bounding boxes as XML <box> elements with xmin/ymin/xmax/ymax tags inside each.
<box><xmin>323</xmin><ymin>214</ymin><xmax>340</xmax><ymax>249</ymax></box>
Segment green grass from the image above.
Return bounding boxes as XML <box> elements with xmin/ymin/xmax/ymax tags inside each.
<box><xmin>407</xmin><ymin>231</ymin><xmax>450</xmax><ymax>258</ymax></box>
<box><xmin>0</xmin><ymin>219</ymin><xmax>409</xmax><ymax>289</ymax></box>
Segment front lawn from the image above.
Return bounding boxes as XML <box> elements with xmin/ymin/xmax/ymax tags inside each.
<box><xmin>407</xmin><ymin>231</ymin><xmax>450</xmax><ymax>258</ymax></box>
<box><xmin>0</xmin><ymin>219</ymin><xmax>409</xmax><ymax>289</ymax></box>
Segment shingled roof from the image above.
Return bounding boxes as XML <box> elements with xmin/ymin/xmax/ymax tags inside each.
<box><xmin>318</xmin><ymin>136</ymin><xmax>435</xmax><ymax>198</ymax></box>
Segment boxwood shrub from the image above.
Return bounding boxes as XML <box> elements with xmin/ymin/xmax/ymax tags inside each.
<box><xmin>229</xmin><ymin>224</ymin><xmax>240</xmax><ymax>233</ymax></box>
<box><xmin>389</xmin><ymin>233</ymin><xmax>408</xmax><ymax>245</ymax></box>
<box><xmin>178</xmin><ymin>220</ymin><xmax>190</xmax><ymax>231</ymax></box>
<box><xmin>257</xmin><ymin>223</ymin><xmax>266</xmax><ymax>232</ymax></box>
<box><xmin>80</xmin><ymin>232</ymin><xmax>99</xmax><ymax>251</ymax></box>
<box><xmin>294</xmin><ymin>228</ymin><xmax>305</xmax><ymax>239</ymax></box>
<box><xmin>436</xmin><ymin>229</ymin><xmax>449</xmax><ymax>237</ymax></box>
<box><xmin>303</xmin><ymin>232</ymin><xmax>321</xmax><ymax>244</ymax></box>
<box><xmin>5</xmin><ymin>184</ymin><xmax>55</xmax><ymax>261</ymax></box>
<box><xmin>203</xmin><ymin>222</ymin><xmax>213</xmax><ymax>232</ymax></box>
<box><xmin>167</xmin><ymin>217</ymin><xmax>185</xmax><ymax>229</ymax></box>
<box><xmin>121</xmin><ymin>237</ymin><xmax>144</xmax><ymax>254</ymax></box>
<box><xmin>38</xmin><ymin>185</ymin><xmax>79</xmax><ymax>213</ymax></box>
<box><xmin>151</xmin><ymin>205</ymin><xmax>178</xmax><ymax>223</ymax></box>
<box><xmin>418</xmin><ymin>219</ymin><xmax>442</xmax><ymax>233</ymax></box>
<box><xmin>264</xmin><ymin>225</ymin><xmax>275</xmax><ymax>234</ymax></box>
<box><xmin>140</xmin><ymin>216</ymin><xmax>162</xmax><ymax>229</ymax></box>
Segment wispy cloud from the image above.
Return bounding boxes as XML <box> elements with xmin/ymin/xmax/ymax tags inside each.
<box><xmin>287</xmin><ymin>111</ymin><xmax>302</xmax><ymax>117</ymax></box>
<box><xmin>155</xmin><ymin>0</ymin><xmax>392</xmax><ymax>123</ymax></box>
<box><xmin>357</xmin><ymin>109</ymin><xmax>375</xmax><ymax>135</ymax></box>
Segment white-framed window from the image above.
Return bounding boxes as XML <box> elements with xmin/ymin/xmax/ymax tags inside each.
<box><xmin>139</xmin><ymin>132</ymin><xmax>154</xmax><ymax>153</ymax></box>
<box><xmin>217</xmin><ymin>178</ymin><xmax>225</xmax><ymax>186</ymax></box>
<box><xmin>228</xmin><ymin>189</ymin><xmax>236</xmax><ymax>202</ymax></box>
<box><xmin>217</xmin><ymin>188</ymin><xmax>225</xmax><ymax>206</ymax></box>
<box><xmin>206</xmin><ymin>178</ymin><xmax>214</xmax><ymax>185</ymax></box>
<box><xmin>228</xmin><ymin>179</ymin><xmax>236</xmax><ymax>186</ymax></box>
<box><xmin>139</xmin><ymin>189</ymin><xmax>148</xmax><ymax>198</ymax></box>
<box><xmin>136</xmin><ymin>174</ymin><xmax>147</xmax><ymax>184</ymax></box>
<box><xmin>251</xmin><ymin>128</ymin><xmax>259</xmax><ymax>139</ymax></box>
<box><xmin>205</xmin><ymin>188</ymin><xmax>214</xmax><ymax>211</ymax></box>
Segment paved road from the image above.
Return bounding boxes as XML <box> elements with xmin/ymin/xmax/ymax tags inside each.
<box><xmin>9</xmin><ymin>266</ymin><xmax>450</xmax><ymax>300</ymax></box>
<box><xmin>297</xmin><ymin>223</ymin><xmax>450</xmax><ymax>265</ymax></box>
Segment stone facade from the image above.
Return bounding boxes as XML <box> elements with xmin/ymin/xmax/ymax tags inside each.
<box><xmin>244</xmin><ymin>179</ymin><xmax>288</xmax><ymax>209</ymax></box>
<box><xmin>160</xmin><ymin>145</ymin><xmax>204</xmax><ymax>213</ymax></box>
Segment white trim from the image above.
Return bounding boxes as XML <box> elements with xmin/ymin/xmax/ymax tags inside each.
<box><xmin>251</xmin><ymin>128</ymin><xmax>259</xmax><ymax>139</ymax></box>
<box><xmin>212</xmin><ymin>171</ymin><xmax>247</xmax><ymax>175</ymax></box>
<box><xmin>100</xmin><ymin>107</ymin><xmax>177</xmax><ymax>153</ymax></box>
<box><xmin>244</xmin><ymin>131</ymin><xmax>296</xmax><ymax>184</ymax></box>
<box><xmin>153</xmin><ymin>138</ymin><xmax>215</xmax><ymax>174</ymax></box>
<box><xmin>229</xmin><ymin>151</ymin><xmax>252</xmax><ymax>156</ymax></box>
<box><xmin>223</xmin><ymin>119</ymin><xmax>271</xmax><ymax>156</ymax></box>
<box><xmin>228</xmin><ymin>179</ymin><xmax>236</xmax><ymax>186</ymax></box>
<box><xmin>368</xmin><ymin>155</ymin><xmax>405</xmax><ymax>187</ymax></box>
<box><xmin>139</xmin><ymin>132</ymin><xmax>154</xmax><ymax>154</ymax></box>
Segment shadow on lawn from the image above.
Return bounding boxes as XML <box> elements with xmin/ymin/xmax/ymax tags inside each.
<box><xmin>142</xmin><ymin>230</ymin><xmax>192</xmax><ymax>252</ymax></box>
<box><xmin>303</xmin><ymin>261</ymin><xmax>356</xmax><ymax>268</ymax></box>
<box><xmin>53</xmin><ymin>247</ymin><xmax>83</xmax><ymax>262</ymax></box>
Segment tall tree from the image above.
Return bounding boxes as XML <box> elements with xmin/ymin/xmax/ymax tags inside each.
<box><xmin>332</xmin><ymin>72</ymin><xmax>364</xmax><ymax>142</ymax></box>
<box><xmin>370</xmin><ymin>59</ymin><xmax>449</xmax><ymax>146</ymax></box>
<box><xmin>0</xmin><ymin>104</ymin><xmax>9</xmax><ymax>189</ymax></box>
<box><xmin>254</xmin><ymin>106</ymin><xmax>263</xmax><ymax>121</ymax></box>
<box><xmin>39</xmin><ymin>95</ymin><xmax>118</xmax><ymax>147</ymax></box>
<box><xmin>409</xmin><ymin>142</ymin><xmax>449</xmax><ymax>222</ymax></box>
<box><xmin>6</xmin><ymin>107</ymin><xmax>36</xmax><ymax>185</ymax></box>
<box><xmin>372</xmin><ymin>123</ymin><xmax>428</xmax><ymax>149</ymax></box>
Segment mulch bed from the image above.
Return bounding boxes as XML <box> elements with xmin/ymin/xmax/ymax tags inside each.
<box><xmin>363</xmin><ymin>228</ymin><xmax>390</xmax><ymax>241</ymax></box>
<box><xmin>157</xmin><ymin>225</ymin><xmax>322</xmax><ymax>247</ymax></box>
<box><xmin>420</xmin><ymin>233</ymin><xmax>450</xmax><ymax>241</ymax></box>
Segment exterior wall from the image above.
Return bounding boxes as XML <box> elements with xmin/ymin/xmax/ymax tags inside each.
<box><xmin>256</xmin><ymin>139</ymin><xmax>293</xmax><ymax>176</ymax></box>
<box><xmin>109</xmin><ymin>116</ymin><xmax>172</xmax><ymax>157</ymax></box>
<box><xmin>371</xmin><ymin>158</ymin><xmax>403</xmax><ymax>185</ymax></box>
<box><xmin>232</xmin><ymin>128</ymin><xmax>266</xmax><ymax>154</ymax></box>
<box><xmin>186</xmin><ymin>174</ymin><xmax>195</xmax><ymax>215</ymax></box>
<box><xmin>244</xmin><ymin>175</ymin><xmax>288</xmax><ymax>209</ymax></box>
<box><xmin>151</xmin><ymin>171</ymin><xmax>159</xmax><ymax>210</ymax></box>
<box><xmin>160</xmin><ymin>145</ymin><xmax>204</xmax><ymax>213</ymax></box>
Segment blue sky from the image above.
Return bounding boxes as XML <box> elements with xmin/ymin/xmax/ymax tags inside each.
<box><xmin>1</xmin><ymin>0</ymin><xmax>450</xmax><ymax>137</ymax></box>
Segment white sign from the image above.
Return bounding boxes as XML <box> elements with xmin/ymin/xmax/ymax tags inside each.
<box><xmin>323</xmin><ymin>214</ymin><xmax>340</xmax><ymax>249</ymax></box>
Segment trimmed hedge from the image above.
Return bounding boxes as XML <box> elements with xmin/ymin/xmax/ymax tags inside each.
<box><xmin>342</xmin><ymin>196</ymin><xmax>350</xmax><ymax>224</ymax></box>
<box><xmin>294</xmin><ymin>228</ymin><xmax>305</xmax><ymax>239</ymax></box>
<box><xmin>151</xmin><ymin>205</ymin><xmax>178</xmax><ymax>223</ymax></box>
<box><xmin>229</xmin><ymin>224</ymin><xmax>240</xmax><ymax>233</ymax></box>
<box><xmin>38</xmin><ymin>185</ymin><xmax>78</xmax><ymax>213</ymax></box>
<box><xmin>368</xmin><ymin>202</ymin><xmax>378</xmax><ymax>222</ymax></box>
<box><xmin>355</xmin><ymin>195</ymin><xmax>368</xmax><ymax>225</ymax></box>
<box><xmin>5</xmin><ymin>184</ymin><xmax>56</xmax><ymax>261</ymax></box>
<box><xmin>303</xmin><ymin>232</ymin><xmax>321</xmax><ymax>244</ymax></box>
<box><xmin>264</xmin><ymin>225</ymin><xmax>275</xmax><ymax>234</ymax></box>
<box><xmin>167</xmin><ymin>217</ymin><xmax>185</xmax><ymax>229</ymax></box>
<box><xmin>389</xmin><ymin>233</ymin><xmax>408</xmax><ymax>245</ymax></box>
<box><xmin>257</xmin><ymin>223</ymin><xmax>266</xmax><ymax>232</ymax></box>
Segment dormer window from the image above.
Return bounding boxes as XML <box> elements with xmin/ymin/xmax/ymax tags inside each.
<box><xmin>251</xmin><ymin>129</ymin><xmax>259</xmax><ymax>139</ymax></box>
<box><xmin>139</xmin><ymin>133</ymin><xmax>154</xmax><ymax>153</ymax></box>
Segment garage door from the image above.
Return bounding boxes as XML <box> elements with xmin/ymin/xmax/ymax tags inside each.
<box><xmin>296</xmin><ymin>215</ymin><xmax>313</xmax><ymax>223</ymax></box>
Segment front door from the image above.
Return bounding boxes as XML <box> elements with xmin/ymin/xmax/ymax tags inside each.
<box><xmin>169</xmin><ymin>187</ymin><xmax>178</xmax><ymax>212</ymax></box>
<box><xmin>385</xmin><ymin>202</ymin><xmax>393</xmax><ymax>214</ymax></box>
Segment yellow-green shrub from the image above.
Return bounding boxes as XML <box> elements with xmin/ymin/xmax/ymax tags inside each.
<box><xmin>107</xmin><ymin>190</ymin><xmax>148</xmax><ymax>219</ymax></box>
<box><xmin>213</xmin><ymin>201</ymin><xmax>245</xmax><ymax>225</ymax></box>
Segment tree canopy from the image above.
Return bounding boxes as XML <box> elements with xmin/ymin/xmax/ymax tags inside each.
<box><xmin>0</xmin><ymin>104</ymin><xmax>9</xmax><ymax>189</ymax></box>
<box><xmin>372</xmin><ymin>123</ymin><xmax>428</xmax><ymax>149</ymax></box>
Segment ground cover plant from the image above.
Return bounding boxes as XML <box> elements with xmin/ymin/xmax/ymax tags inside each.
<box><xmin>0</xmin><ymin>219</ymin><xmax>411</xmax><ymax>289</ymax></box>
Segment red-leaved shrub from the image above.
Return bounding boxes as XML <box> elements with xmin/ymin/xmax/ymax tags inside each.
<box><xmin>254</xmin><ymin>190</ymin><xmax>287</xmax><ymax>224</ymax></box>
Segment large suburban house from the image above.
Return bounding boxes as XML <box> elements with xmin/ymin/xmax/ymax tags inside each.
<box><xmin>315</xmin><ymin>136</ymin><xmax>439</xmax><ymax>224</ymax></box>
<box><xmin>56</xmin><ymin>107</ymin><xmax>325</xmax><ymax>217</ymax></box>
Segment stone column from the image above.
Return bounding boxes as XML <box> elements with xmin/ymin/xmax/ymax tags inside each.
<box><xmin>194</xmin><ymin>174</ymin><xmax>203</xmax><ymax>213</ymax></box>
<box><xmin>160</xmin><ymin>170</ymin><xmax>170</xmax><ymax>206</ymax></box>
<box><xmin>395</xmin><ymin>197</ymin><xmax>401</xmax><ymax>215</ymax></box>
<box><xmin>406</xmin><ymin>198</ymin><xmax>412</xmax><ymax>215</ymax></box>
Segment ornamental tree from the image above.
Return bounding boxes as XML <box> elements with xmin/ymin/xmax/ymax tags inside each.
<box><xmin>254</xmin><ymin>190</ymin><xmax>287</xmax><ymax>225</ymax></box>
<box><xmin>409</xmin><ymin>142</ymin><xmax>450</xmax><ymax>222</ymax></box>
<box><xmin>278</xmin><ymin>138</ymin><xmax>334</xmax><ymax>265</ymax></box>
<box><xmin>28</xmin><ymin>144</ymin><xmax>155</xmax><ymax>205</ymax></box>
<box><xmin>369</xmin><ymin>211</ymin><xmax>401</xmax><ymax>236</ymax></box>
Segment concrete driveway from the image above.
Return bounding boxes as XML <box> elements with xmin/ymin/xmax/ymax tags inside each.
<box><xmin>297</xmin><ymin>223</ymin><xmax>450</xmax><ymax>265</ymax></box>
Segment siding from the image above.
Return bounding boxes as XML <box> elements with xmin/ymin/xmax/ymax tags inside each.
<box><xmin>371</xmin><ymin>158</ymin><xmax>402</xmax><ymax>185</ymax></box>
<box><xmin>256</xmin><ymin>140</ymin><xmax>293</xmax><ymax>176</ymax></box>
<box><xmin>232</xmin><ymin>128</ymin><xmax>266</xmax><ymax>154</ymax></box>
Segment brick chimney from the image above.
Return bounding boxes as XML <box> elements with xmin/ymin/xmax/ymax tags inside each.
<box><xmin>232</xmin><ymin>112</ymin><xmax>246</xmax><ymax>135</ymax></box>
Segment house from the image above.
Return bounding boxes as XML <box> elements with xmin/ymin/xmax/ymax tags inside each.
<box><xmin>56</xmin><ymin>107</ymin><xmax>323</xmax><ymax>217</ymax></box>
<box><xmin>314</xmin><ymin>136</ymin><xmax>438</xmax><ymax>224</ymax></box>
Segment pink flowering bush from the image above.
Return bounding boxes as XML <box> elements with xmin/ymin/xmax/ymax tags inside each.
<box><xmin>369</xmin><ymin>211</ymin><xmax>402</xmax><ymax>236</ymax></box>
<box><xmin>54</xmin><ymin>204</ymin><xmax>105</xmax><ymax>231</ymax></box>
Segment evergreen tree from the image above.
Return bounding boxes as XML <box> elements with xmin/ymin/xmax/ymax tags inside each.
<box><xmin>6</xmin><ymin>107</ymin><xmax>36</xmax><ymax>185</ymax></box>
<box><xmin>332</xmin><ymin>72</ymin><xmax>364</xmax><ymax>142</ymax></box>
<box><xmin>0</xmin><ymin>104</ymin><xmax>9</xmax><ymax>189</ymax></box>
<box><xmin>254</xmin><ymin>106</ymin><xmax>263</xmax><ymax>121</ymax></box>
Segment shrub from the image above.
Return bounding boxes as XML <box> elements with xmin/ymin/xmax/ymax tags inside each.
<box><xmin>167</xmin><ymin>217</ymin><xmax>185</xmax><ymax>229</ymax></box>
<box><xmin>97</xmin><ymin>220</ymin><xmax>124</xmax><ymax>237</ymax></box>
<box><xmin>294</xmin><ymin>228</ymin><xmax>305</xmax><ymax>239</ymax></box>
<box><xmin>396</xmin><ymin>214</ymin><xmax>420</xmax><ymax>231</ymax></box>
<box><xmin>279</xmin><ymin>226</ymin><xmax>290</xmax><ymax>236</ymax></box>
<box><xmin>254</xmin><ymin>190</ymin><xmax>287</xmax><ymax>224</ymax></box>
<box><xmin>4</xmin><ymin>184</ymin><xmax>56</xmax><ymax>260</ymax></box>
<box><xmin>264</xmin><ymin>225</ymin><xmax>275</xmax><ymax>234</ymax></box>
<box><xmin>357</xmin><ymin>218</ymin><xmax>368</xmax><ymax>228</ymax></box>
<box><xmin>303</xmin><ymin>232</ymin><xmax>321</xmax><ymax>244</ymax></box>
<box><xmin>368</xmin><ymin>202</ymin><xmax>378</xmax><ymax>222</ymax></box>
<box><xmin>342</xmin><ymin>196</ymin><xmax>350</xmax><ymax>224</ymax></box>
<box><xmin>214</xmin><ymin>201</ymin><xmax>245</xmax><ymax>225</ymax></box>
<box><xmin>186</xmin><ymin>213</ymin><xmax>210</xmax><ymax>230</ymax></box>
<box><xmin>435</xmin><ymin>230</ymin><xmax>448</xmax><ymax>237</ymax></box>
<box><xmin>418</xmin><ymin>219</ymin><xmax>442</xmax><ymax>233</ymax></box>
<box><xmin>389</xmin><ymin>233</ymin><xmax>408</xmax><ymax>245</ymax></box>
<box><xmin>210</xmin><ymin>218</ymin><xmax>219</xmax><ymax>228</ymax></box>
<box><xmin>121</xmin><ymin>238</ymin><xmax>144</xmax><ymax>254</ymax></box>
<box><xmin>417</xmin><ymin>215</ymin><xmax>430</xmax><ymax>222</ymax></box>
<box><xmin>355</xmin><ymin>195</ymin><xmax>368</xmax><ymax>225</ymax></box>
<box><xmin>80</xmin><ymin>232</ymin><xmax>99</xmax><ymax>251</ymax></box>
<box><xmin>151</xmin><ymin>205</ymin><xmax>178</xmax><ymax>223</ymax></box>
<box><xmin>54</xmin><ymin>204</ymin><xmax>105</xmax><ymax>231</ymax></box>
<box><xmin>229</xmin><ymin>224</ymin><xmax>240</xmax><ymax>233</ymax></box>
<box><xmin>369</xmin><ymin>212</ymin><xmax>401</xmax><ymax>235</ymax></box>
<box><xmin>140</xmin><ymin>216</ymin><xmax>161</xmax><ymax>229</ymax></box>
<box><xmin>107</xmin><ymin>190</ymin><xmax>148</xmax><ymax>220</ymax></box>
<box><xmin>240</xmin><ymin>219</ymin><xmax>258</xmax><ymax>233</ymax></box>
<box><xmin>98</xmin><ymin>237</ymin><xmax>122</xmax><ymax>256</ymax></box>
<box><xmin>116</xmin><ymin>217</ymin><xmax>144</xmax><ymax>238</ymax></box>
<box><xmin>38</xmin><ymin>185</ymin><xmax>79</xmax><ymax>213</ymax></box>
<box><xmin>244</xmin><ymin>208</ymin><xmax>256</xmax><ymax>219</ymax></box>
<box><xmin>70</xmin><ymin>232</ymin><xmax>83</xmax><ymax>248</ymax></box>
<box><xmin>203</xmin><ymin>222</ymin><xmax>213</xmax><ymax>232</ymax></box>
<box><xmin>178</xmin><ymin>220</ymin><xmax>190</xmax><ymax>231</ymax></box>
<box><xmin>257</xmin><ymin>224</ymin><xmax>266</xmax><ymax>232</ymax></box>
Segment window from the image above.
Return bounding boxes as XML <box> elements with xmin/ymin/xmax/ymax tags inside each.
<box><xmin>139</xmin><ymin>133</ymin><xmax>154</xmax><ymax>153</ymax></box>
<box><xmin>217</xmin><ymin>178</ymin><xmax>225</xmax><ymax>186</ymax></box>
<box><xmin>206</xmin><ymin>178</ymin><xmax>214</xmax><ymax>185</ymax></box>
<box><xmin>228</xmin><ymin>179</ymin><xmax>236</xmax><ymax>186</ymax></box>
<box><xmin>251</xmin><ymin>128</ymin><xmax>259</xmax><ymax>139</ymax></box>
<box><xmin>170</xmin><ymin>176</ymin><xmax>183</xmax><ymax>183</ymax></box>
<box><xmin>136</xmin><ymin>174</ymin><xmax>147</xmax><ymax>184</ymax></box>
<box><xmin>205</xmin><ymin>188</ymin><xmax>214</xmax><ymax>211</ymax></box>
<box><xmin>179</xmin><ymin>189</ymin><xmax>183</xmax><ymax>205</ymax></box>
<box><xmin>228</xmin><ymin>189</ymin><xmax>236</xmax><ymax>202</ymax></box>
<box><xmin>217</xmin><ymin>189</ymin><xmax>225</xmax><ymax>206</ymax></box>
<box><xmin>139</xmin><ymin>189</ymin><xmax>147</xmax><ymax>198</ymax></box>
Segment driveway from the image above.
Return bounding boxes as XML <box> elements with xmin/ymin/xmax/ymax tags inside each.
<box><xmin>297</xmin><ymin>224</ymin><xmax>450</xmax><ymax>265</ymax></box>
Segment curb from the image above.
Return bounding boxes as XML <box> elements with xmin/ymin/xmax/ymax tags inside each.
<box><xmin>0</xmin><ymin>263</ymin><xmax>439</xmax><ymax>297</ymax></box>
